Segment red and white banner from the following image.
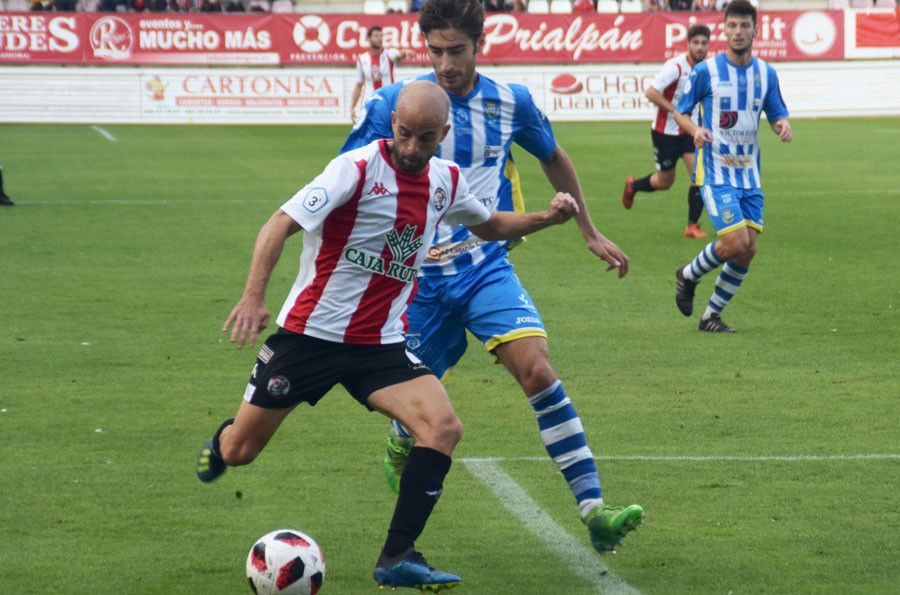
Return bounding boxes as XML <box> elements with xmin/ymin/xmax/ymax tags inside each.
<box><xmin>0</xmin><ymin>10</ymin><xmax>858</xmax><ymax>65</ymax></box>
<box><xmin>855</xmin><ymin>9</ymin><xmax>899</xmax><ymax>48</ymax></box>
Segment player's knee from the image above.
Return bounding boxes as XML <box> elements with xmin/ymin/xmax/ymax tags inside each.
<box><xmin>656</xmin><ymin>175</ymin><xmax>675</xmax><ymax>189</ymax></box>
<box><xmin>517</xmin><ymin>361</ymin><xmax>557</xmax><ymax>396</ymax></box>
<box><xmin>419</xmin><ymin>413</ymin><xmax>462</xmax><ymax>454</ymax></box>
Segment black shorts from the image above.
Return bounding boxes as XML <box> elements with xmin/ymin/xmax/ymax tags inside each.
<box><xmin>242</xmin><ymin>329</ymin><xmax>434</xmax><ymax>410</ymax></box>
<box><xmin>651</xmin><ymin>130</ymin><xmax>694</xmax><ymax>171</ymax></box>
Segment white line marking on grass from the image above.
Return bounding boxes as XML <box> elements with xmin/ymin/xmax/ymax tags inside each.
<box><xmin>463</xmin><ymin>458</ymin><xmax>641</xmax><ymax>595</ymax></box>
<box><xmin>461</xmin><ymin>454</ymin><xmax>900</xmax><ymax>463</ymax></box>
<box><xmin>90</xmin><ymin>125</ymin><xmax>118</xmax><ymax>142</ymax></box>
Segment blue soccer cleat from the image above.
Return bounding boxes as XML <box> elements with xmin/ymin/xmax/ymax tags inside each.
<box><xmin>195</xmin><ymin>439</ymin><xmax>226</xmax><ymax>483</ymax></box>
<box><xmin>374</xmin><ymin>548</ymin><xmax>461</xmax><ymax>592</ymax></box>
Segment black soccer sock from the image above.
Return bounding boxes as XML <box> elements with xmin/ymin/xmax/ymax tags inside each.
<box><xmin>211</xmin><ymin>418</ymin><xmax>235</xmax><ymax>457</ymax></box>
<box><xmin>687</xmin><ymin>185</ymin><xmax>704</xmax><ymax>223</ymax></box>
<box><xmin>0</xmin><ymin>166</ymin><xmax>6</xmax><ymax>195</ymax></box>
<box><xmin>632</xmin><ymin>175</ymin><xmax>655</xmax><ymax>193</ymax></box>
<box><xmin>382</xmin><ymin>446</ymin><xmax>452</xmax><ymax>558</ymax></box>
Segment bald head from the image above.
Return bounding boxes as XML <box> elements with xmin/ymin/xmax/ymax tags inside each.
<box><xmin>389</xmin><ymin>80</ymin><xmax>452</xmax><ymax>175</ymax></box>
<box><xmin>396</xmin><ymin>80</ymin><xmax>450</xmax><ymax>130</ymax></box>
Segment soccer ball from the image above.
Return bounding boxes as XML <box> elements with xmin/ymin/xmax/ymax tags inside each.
<box><xmin>246</xmin><ymin>529</ymin><xmax>325</xmax><ymax>595</ymax></box>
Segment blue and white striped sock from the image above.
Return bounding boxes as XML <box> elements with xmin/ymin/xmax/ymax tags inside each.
<box><xmin>705</xmin><ymin>261</ymin><xmax>749</xmax><ymax>317</ymax></box>
<box><xmin>529</xmin><ymin>380</ymin><xmax>602</xmax><ymax>518</ymax></box>
<box><xmin>682</xmin><ymin>242</ymin><xmax>724</xmax><ymax>282</ymax></box>
<box><xmin>391</xmin><ymin>419</ymin><xmax>414</xmax><ymax>439</ymax></box>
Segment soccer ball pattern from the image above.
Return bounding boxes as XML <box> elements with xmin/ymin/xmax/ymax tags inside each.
<box><xmin>246</xmin><ymin>529</ymin><xmax>325</xmax><ymax>595</ymax></box>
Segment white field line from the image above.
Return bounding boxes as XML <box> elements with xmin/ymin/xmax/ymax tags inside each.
<box><xmin>90</xmin><ymin>125</ymin><xmax>118</xmax><ymax>142</ymax></box>
<box><xmin>463</xmin><ymin>458</ymin><xmax>641</xmax><ymax>595</ymax></box>
<box><xmin>460</xmin><ymin>454</ymin><xmax>900</xmax><ymax>463</ymax></box>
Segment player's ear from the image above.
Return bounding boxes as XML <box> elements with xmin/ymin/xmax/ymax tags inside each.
<box><xmin>391</xmin><ymin>111</ymin><xmax>397</xmax><ymax>130</ymax></box>
<box><xmin>439</xmin><ymin>123</ymin><xmax>451</xmax><ymax>142</ymax></box>
<box><xmin>474</xmin><ymin>34</ymin><xmax>485</xmax><ymax>55</ymax></box>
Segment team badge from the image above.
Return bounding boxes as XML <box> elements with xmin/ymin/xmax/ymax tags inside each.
<box><xmin>722</xmin><ymin>209</ymin><xmax>735</xmax><ymax>224</ymax></box>
<box><xmin>433</xmin><ymin>187</ymin><xmax>447</xmax><ymax>212</ymax></box>
<box><xmin>484</xmin><ymin>100</ymin><xmax>500</xmax><ymax>118</ymax></box>
<box><xmin>267</xmin><ymin>375</ymin><xmax>291</xmax><ymax>398</ymax></box>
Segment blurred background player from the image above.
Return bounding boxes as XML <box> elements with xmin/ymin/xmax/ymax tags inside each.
<box><xmin>343</xmin><ymin>0</ymin><xmax>644</xmax><ymax>555</ymax></box>
<box><xmin>349</xmin><ymin>26</ymin><xmax>415</xmax><ymax>124</ymax></box>
<box><xmin>0</xmin><ymin>164</ymin><xmax>13</xmax><ymax>206</ymax></box>
<box><xmin>621</xmin><ymin>25</ymin><xmax>711</xmax><ymax>239</ymax></box>
<box><xmin>673</xmin><ymin>0</ymin><xmax>792</xmax><ymax>333</ymax></box>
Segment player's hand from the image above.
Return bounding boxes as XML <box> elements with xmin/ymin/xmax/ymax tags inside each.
<box><xmin>693</xmin><ymin>127</ymin><xmax>714</xmax><ymax>148</ymax></box>
<box><xmin>585</xmin><ymin>234</ymin><xmax>630</xmax><ymax>279</ymax></box>
<box><xmin>774</xmin><ymin>118</ymin><xmax>792</xmax><ymax>143</ymax></box>
<box><xmin>547</xmin><ymin>192</ymin><xmax>579</xmax><ymax>224</ymax></box>
<box><xmin>223</xmin><ymin>297</ymin><xmax>270</xmax><ymax>348</ymax></box>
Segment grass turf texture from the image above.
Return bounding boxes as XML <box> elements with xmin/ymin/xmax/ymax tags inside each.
<box><xmin>1</xmin><ymin>120</ymin><xmax>898</xmax><ymax>594</ymax></box>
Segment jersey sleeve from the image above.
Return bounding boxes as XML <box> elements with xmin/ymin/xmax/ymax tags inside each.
<box><xmin>340</xmin><ymin>87</ymin><xmax>395</xmax><ymax>153</ymax></box>
<box><xmin>280</xmin><ymin>156</ymin><xmax>361</xmax><ymax>234</ymax></box>
<box><xmin>510</xmin><ymin>84</ymin><xmax>557</xmax><ymax>162</ymax></box>
<box><xmin>387</xmin><ymin>48</ymin><xmax>401</xmax><ymax>62</ymax></box>
<box><xmin>677</xmin><ymin>62</ymin><xmax>710</xmax><ymax>115</ymax></box>
<box><xmin>762</xmin><ymin>64</ymin><xmax>789</xmax><ymax>122</ymax></box>
<box><xmin>443</xmin><ymin>172</ymin><xmax>492</xmax><ymax>228</ymax></box>
<box><xmin>355</xmin><ymin>55</ymin><xmax>365</xmax><ymax>84</ymax></box>
<box><xmin>651</xmin><ymin>59</ymin><xmax>679</xmax><ymax>93</ymax></box>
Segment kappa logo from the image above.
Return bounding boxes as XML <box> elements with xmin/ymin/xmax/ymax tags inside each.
<box><xmin>367</xmin><ymin>182</ymin><xmax>390</xmax><ymax>196</ymax></box>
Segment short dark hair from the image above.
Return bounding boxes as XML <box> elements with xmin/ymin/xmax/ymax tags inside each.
<box><xmin>724</xmin><ymin>0</ymin><xmax>757</xmax><ymax>26</ymax></box>
<box><xmin>367</xmin><ymin>26</ymin><xmax>383</xmax><ymax>38</ymax></box>
<box><xmin>418</xmin><ymin>0</ymin><xmax>484</xmax><ymax>43</ymax></box>
<box><xmin>687</xmin><ymin>24</ymin><xmax>711</xmax><ymax>40</ymax></box>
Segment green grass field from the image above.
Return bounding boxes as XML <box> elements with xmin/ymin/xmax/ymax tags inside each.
<box><xmin>1</xmin><ymin>119</ymin><xmax>898</xmax><ymax>594</ymax></box>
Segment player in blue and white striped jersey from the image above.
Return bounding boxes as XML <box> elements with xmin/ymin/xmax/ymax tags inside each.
<box><xmin>342</xmin><ymin>0</ymin><xmax>644</xmax><ymax>556</ymax></box>
<box><xmin>672</xmin><ymin>0</ymin><xmax>792</xmax><ymax>333</ymax></box>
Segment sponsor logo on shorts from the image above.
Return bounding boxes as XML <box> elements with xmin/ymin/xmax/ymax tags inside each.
<box><xmin>267</xmin><ymin>375</ymin><xmax>291</xmax><ymax>397</ymax></box>
<box><xmin>405</xmin><ymin>334</ymin><xmax>422</xmax><ymax>351</ymax></box>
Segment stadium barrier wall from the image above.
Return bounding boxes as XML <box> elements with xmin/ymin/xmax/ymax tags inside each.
<box><xmin>0</xmin><ymin>60</ymin><xmax>898</xmax><ymax>125</ymax></box>
<box><xmin>1</xmin><ymin>9</ymin><xmax>898</xmax><ymax>66</ymax></box>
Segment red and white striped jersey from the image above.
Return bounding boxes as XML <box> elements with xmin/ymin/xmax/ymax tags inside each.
<box><xmin>356</xmin><ymin>48</ymin><xmax>401</xmax><ymax>105</ymax></box>
<box><xmin>277</xmin><ymin>139</ymin><xmax>491</xmax><ymax>346</ymax></box>
<box><xmin>650</xmin><ymin>52</ymin><xmax>698</xmax><ymax>136</ymax></box>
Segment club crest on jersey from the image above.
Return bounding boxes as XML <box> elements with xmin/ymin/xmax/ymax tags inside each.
<box><xmin>433</xmin><ymin>187</ymin><xmax>447</xmax><ymax>212</ymax></box>
<box><xmin>302</xmin><ymin>187</ymin><xmax>328</xmax><ymax>213</ymax></box>
<box><xmin>484</xmin><ymin>100</ymin><xmax>500</xmax><ymax>118</ymax></box>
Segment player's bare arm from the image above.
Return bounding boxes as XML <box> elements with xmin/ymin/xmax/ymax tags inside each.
<box><xmin>350</xmin><ymin>82</ymin><xmax>364</xmax><ymax>123</ymax></box>
<box><xmin>540</xmin><ymin>146</ymin><xmax>630</xmax><ymax>277</ymax></box>
<box><xmin>771</xmin><ymin>118</ymin><xmax>793</xmax><ymax>143</ymax></box>
<box><xmin>645</xmin><ymin>86</ymin><xmax>677</xmax><ymax>115</ymax></box>
<box><xmin>466</xmin><ymin>192</ymin><xmax>578</xmax><ymax>241</ymax></box>
<box><xmin>223</xmin><ymin>210</ymin><xmax>302</xmax><ymax>348</ymax></box>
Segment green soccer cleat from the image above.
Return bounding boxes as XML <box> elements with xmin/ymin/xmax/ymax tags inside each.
<box><xmin>195</xmin><ymin>439</ymin><xmax>226</xmax><ymax>483</ymax></box>
<box><xmin>383</xmin><ymin>434</ymin><xmax>415</xmax><ymax>494</ymax></box>
<box><xmin>583</xmin><ymin>503</ymin><xmax>645</xmax><ymax>554</ymax></box>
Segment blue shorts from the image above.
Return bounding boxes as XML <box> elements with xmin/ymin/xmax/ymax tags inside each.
<box><xmin>405</xmin><ymin>254</ymin><xmax>546</xmax><ymax>379</ymax></box>
<box><xmin>701</xmin><ymin>184</ymin><xmax>764</xmax><ymax>236</ymax></box>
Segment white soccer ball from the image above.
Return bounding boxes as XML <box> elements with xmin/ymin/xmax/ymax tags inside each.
<box><xmin>246</xmin><ymin>529</ymin><xmax>325</xmax><ymax>595</ymax></box>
